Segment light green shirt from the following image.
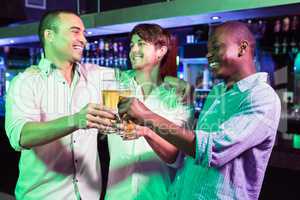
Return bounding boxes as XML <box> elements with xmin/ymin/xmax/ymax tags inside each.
<box><xmin>105</xmin><ymin>70</ymin><xmax>191</xmax><ymax>200</ymax></box>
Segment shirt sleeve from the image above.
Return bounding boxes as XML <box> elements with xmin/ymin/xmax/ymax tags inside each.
<box><xmin>5</xmin><ymin>73</ymin><xmax>41</xmax><ymax>151</ymax></box>
<box><xmin>194</xmin><ymin>86</ymin><xmax>281</xmax><ymax>168</ymax></box>
<box><xmin>168</xmin><ymin>104</ymin><xmax>194</xmax><ymax>168</ymax></box>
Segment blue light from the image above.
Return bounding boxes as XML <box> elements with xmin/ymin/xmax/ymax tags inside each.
<box><xmin>294</xmin><ymin>52</ymin><xmax>300</xmax><ymax>72</ymax></box>
<box><xmin>179</xmin><ymin>72</ymin><xmax>184</xmax><ymax>79</ymax></box>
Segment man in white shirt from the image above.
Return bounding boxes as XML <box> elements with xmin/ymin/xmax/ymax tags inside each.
<box><xmin>5</xmin><ymin>10</ymin><xmax>115</xmax><ymax>200</ymax></box>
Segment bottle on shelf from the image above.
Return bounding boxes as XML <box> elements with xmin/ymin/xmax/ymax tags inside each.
<box><xmin>113</xmin><ymin>42</ymin><xmax>119</xmax><ymax>68</ymax></box>
<box><xmin>98</xmin><ymin>39</ymin><xmax>105</xmax><ymax>66</ymax></box>
<box><xmin>273</xmin><ymin>19</ymin><xmax>281</xmax><ymax>55</ymax></box>
<box><xmin>104</xmin><ymin>40</ymin><xmax>110</xmax><ymax>67</ymax></box>
<box><xmin>83</xmin><ymin>42</ymin><xmax>91</xmax><ymax>64</ymax></box>
<box><xmin>290</xmin><ymin>16</ymin><xmax>299</xmax><ymax>56</ymax></box>
<box><xmin>281</xmin><ymin>17</ymin><xmax>290</xmax><ymax>55</ymax></box>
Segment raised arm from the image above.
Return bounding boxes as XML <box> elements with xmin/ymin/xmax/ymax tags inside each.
<box><xmin>5</xmin><ymin>75</ymin><xmax>115</xmax><ymax>150</ymax></box>
<box><xmin>135</xmin><ymin>125</ymin><xmax>179</xmax><ymax>164</ymax></box>
<box><xmin>118</xmin><ymin>97</ymin><xmax>196</xmax><ymax>157</ymax></box>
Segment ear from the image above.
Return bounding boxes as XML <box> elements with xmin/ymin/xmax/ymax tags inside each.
<box><xmin>44</xmin><ymin>29</ymin><xmax>54</xmax><ymax>43</ymax></box>
<box><xmin>238</xmin><ymin>40</ymin><xmax>248</xmax><ymax>57</ymax></box>
<box><xmin>157</xmin><ymin>45</ymin><xmax>168</xmax><ymax>61</ymax></box>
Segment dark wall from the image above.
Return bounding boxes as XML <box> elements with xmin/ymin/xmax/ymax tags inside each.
<box><xmin>0</xmin><ymin>117</ymin><xmax>20</xmax><ymax>195</ymax></box>
<box><xmin>24</xmin><ymin>0</ymin><xmax>77</xmax><ymax>21</ymax></box>
<box><xmin>0</xmin><ymin>0</ymin><xmax>26</xmax><ymax>26</ymax></box>
<box><xmin>1</xmin><ymin>0</ymin><xmax>77</xmax><ymax>26</ymax></box>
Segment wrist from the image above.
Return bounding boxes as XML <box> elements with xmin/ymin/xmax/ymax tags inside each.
<box><xmin>68</xmin><ymin>113</ymin><xmax>82</xmax><ymax>130</ymax></box>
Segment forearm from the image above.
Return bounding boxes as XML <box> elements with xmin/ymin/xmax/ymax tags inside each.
<box><xmin>143</xmin><ymin>112</ymin><xmax>196</xmax><ymax>157</ymax></box>
<box><xmin>20</xmin><ymin>114</ymin><xmax>78</xmax><ymax>148</ymax></box>
<box><xmin>143</xmin><ymin>129</ymin><xmax>178</xmax><ymax>164</ymax></box>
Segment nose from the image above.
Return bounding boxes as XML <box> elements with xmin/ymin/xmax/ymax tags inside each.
<box><xmin>80</xmin><ymin>32</ymin><xmax>87</xmax><ymax>46</ymax></box>
<box><xmin>206</xmin><ymin>52</ymin><xmax>213</xmax><ymax>59</ymax></box>
<box><xmin>130</xmin><ymin>43</ymin><xmax>139</xmax><ymax>53</ymax></box>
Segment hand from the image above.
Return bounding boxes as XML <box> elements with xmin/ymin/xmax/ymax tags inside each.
<box><xmin>116</xmin><ymin>120</ymin><xmax>140</xmax><ymax>140</ymax></box>
<box><xmin>118</xmin><ymin>97</ymin><xmax>151</xmax><ymax>124</ymax></box>
<box><xmin>116</xmin><ymin>122</ymin><xmax>151</xmax><ymax>140</ymax></box>
<box><xmin>164</xmin><ymin>76</ymin><xmax>194</xmax><ymax>105</ymax></box>
<box><xmin>135</xmin><ymin>125</ymin><xmax>152</xmax><ymax>138</ymax></box>
<box><xmin>72</xmin><ymin>103</ymin><xmax>117</xmax><ymax>132</ymax></box>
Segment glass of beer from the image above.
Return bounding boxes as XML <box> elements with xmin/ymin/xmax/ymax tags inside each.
<box><xmin>101</xmin><ymin>70</ymin><xmax>136</xmax><ymax>138</ymax></box>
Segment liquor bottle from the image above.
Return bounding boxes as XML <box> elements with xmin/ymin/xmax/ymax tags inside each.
<box><xmin>290</xmin><ymin>16</ymin><xmax>299</xmax><ymax>56</ymax></box>
<box><xmin>90</xmin><ymin>42</ymin><xmax>97</xmax><ymax>64</ymax></box>
<box><xmin>257</xmin><ymin>20</ymin><xmax>266</xmax><ymax>39</ymax></box>
<box><xmin>281</xmin><ymin>17</ymin><xmax>290</xmax><ymax>55</ymax></box>
<box><xmin>113</xmin><ymin>42</ymin><xmax>119</xmax><ymax>68</ymax></box>
<box><xmin>282</xmin><ymin>38</ymin><xmax>288</xmax><ymax>55</ymax></box>
<box><xmin>108</xmin><ymin>40</ymin><xmax>114</xmax><ymax>67</ymax></box>
<box><xmin>84</xmin><ymin>42</ymin><xmax>91</xmax><ymax>64</ymax></box>
<box><xmin>121</xmin><ymin>52</ymin><xmax>128</xmax><ymax>70</ymax></box>
<box><xmin>104</xmin><ymin>40</ymin><xmax>110</xmax><ymax>67</ymax></box>
<box><xmin>98</xmin><ymin>39</ymin><xmax>105</xmax><ymax>66</ymax></box>
<box><xmin>273</xmin><ymin>19</ymin><xmax>281</xmax><ymax>55</ymax></box>
<box><xmin>118</xmin><ymin>42</ymin><xmax>124</xmax><ymax>68</ymax></box>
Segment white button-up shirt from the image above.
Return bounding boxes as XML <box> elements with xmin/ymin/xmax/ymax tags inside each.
<box><xmin>105</xmin><ymin>70</ymin><xmax>192</xmax><ymax>200</ymax></box>
<box><xmin>5</xmin><ymin>58</ymin><xmax>114</xmax><ymax>200</ymax></box>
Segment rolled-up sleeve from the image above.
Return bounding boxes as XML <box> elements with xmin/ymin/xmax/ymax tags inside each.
<box><xmin>194</xmin><ymin>87</ymin><xmax>281</xmax><ymax>168</ymax></box>
<box><xmin>5</xmin><ymin>73</ymin><xmax>41</xmax><ymax>151</ymax></box>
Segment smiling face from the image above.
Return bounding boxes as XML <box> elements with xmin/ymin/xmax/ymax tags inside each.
<box><xmin>129</xmin><ymin>34</ymin><xmax>160</xmax><ymax>71</ymax></box>
<box><xmin>45</xmin><ymin>13</ymin><xmax>87</xmax><ymax>63</ymax></box>
<box><xmin>206</xmin><ymin>28</ymin><xmax>240</xmax><ymax>80</ymax></box>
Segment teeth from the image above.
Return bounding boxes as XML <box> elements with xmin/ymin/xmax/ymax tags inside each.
<box><xmin>74</xmin><ymin>46</ymin><xmax>83</xmax><ymax>50</ymax></box>
<box><xmin>209</xmin><ymin>62</ymin><xmax>219</xmax><ymax>69</ymax></box>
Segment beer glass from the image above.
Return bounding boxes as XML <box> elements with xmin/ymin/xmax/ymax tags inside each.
<box><xmin>101</xmin><ymin>69</ymin><xmax>137</xmax><ymax>139</ymax></box>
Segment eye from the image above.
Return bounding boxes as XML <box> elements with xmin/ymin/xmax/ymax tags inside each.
<box><xmin>212</xmin><ymin>43</ymin><xmax>220</xmax><ymax>49</ymax></box>
<box><xmin>138</xmin><ymin>41</ymin><xmax>147</xmax><ymax>47</ymax></box>
<box><xmin>71</xmin><ymin>29</ymin><xmax>80</xmax><ymax>34</ymax></box>
<box><xmin>210</xmin><ymin>43</ymin><xmax>222</xmax><ymax>52</ymax></box>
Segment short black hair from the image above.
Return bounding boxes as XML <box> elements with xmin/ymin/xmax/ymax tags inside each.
<box><xmin>211</xmin><ymin>21</ymin><xmax>256</xmax><ymax>55</ymax></box>
<box><xmin>38</xmin><ymin>10</ymin><xmax>79</xmax><ymax>47</ymax></box>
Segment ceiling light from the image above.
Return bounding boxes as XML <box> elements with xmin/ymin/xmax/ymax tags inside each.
<box><xmin>211</xmin><ymin>16</ymin><xmax>221</xmax><ymax>20</ymax></box>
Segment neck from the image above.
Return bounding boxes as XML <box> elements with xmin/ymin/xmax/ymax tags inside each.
<box><xmin>225</xmin><ymin>61</ymin><xmax>256</xmax><ymax>89</ymax></box>
<box><xmin>45</xmin><ymin>49</ymin><xmax>75</xmax><ymax>85</ymax></box>
<box><xmin>135</xmin><ymin>65</ymin><xmax>162</xmax><ymax>97</ymax></box>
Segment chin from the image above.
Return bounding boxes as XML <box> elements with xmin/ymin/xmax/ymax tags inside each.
<box><xmin>132</xmin><ymin>65</ymin><xmax>143</xmax><ymax>70</ymax></box>
<box><xmin>72</xmin><ymin>56</ymin><xmax>82</xmax><ymax>63</ymax></box>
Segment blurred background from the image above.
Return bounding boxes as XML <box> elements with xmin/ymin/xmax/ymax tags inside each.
<box><xmin>1</xmin><ymin>0</ymin><xmax>300</xmax><ymax>199</ymax></box>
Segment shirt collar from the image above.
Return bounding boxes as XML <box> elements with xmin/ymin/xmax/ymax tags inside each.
<box><xmin>236</xmin><ymin>72</ymin><xmax>268</xmax><ymax>92</ymax></box>
<box><xmin>37</xmin><ymin>58</ymin><xmax>82</xmax><ymax>77</ymax></box>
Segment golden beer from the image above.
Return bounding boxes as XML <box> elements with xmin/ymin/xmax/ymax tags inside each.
<box><xmin>102</xmin><ymin>89</ymin><xmax>132</xmax><ymax>110</ymax></box>
<box><xmin>102</xmin><ymin>87</ymin><xmax>137</xmax><ymax>139</ymax></box>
